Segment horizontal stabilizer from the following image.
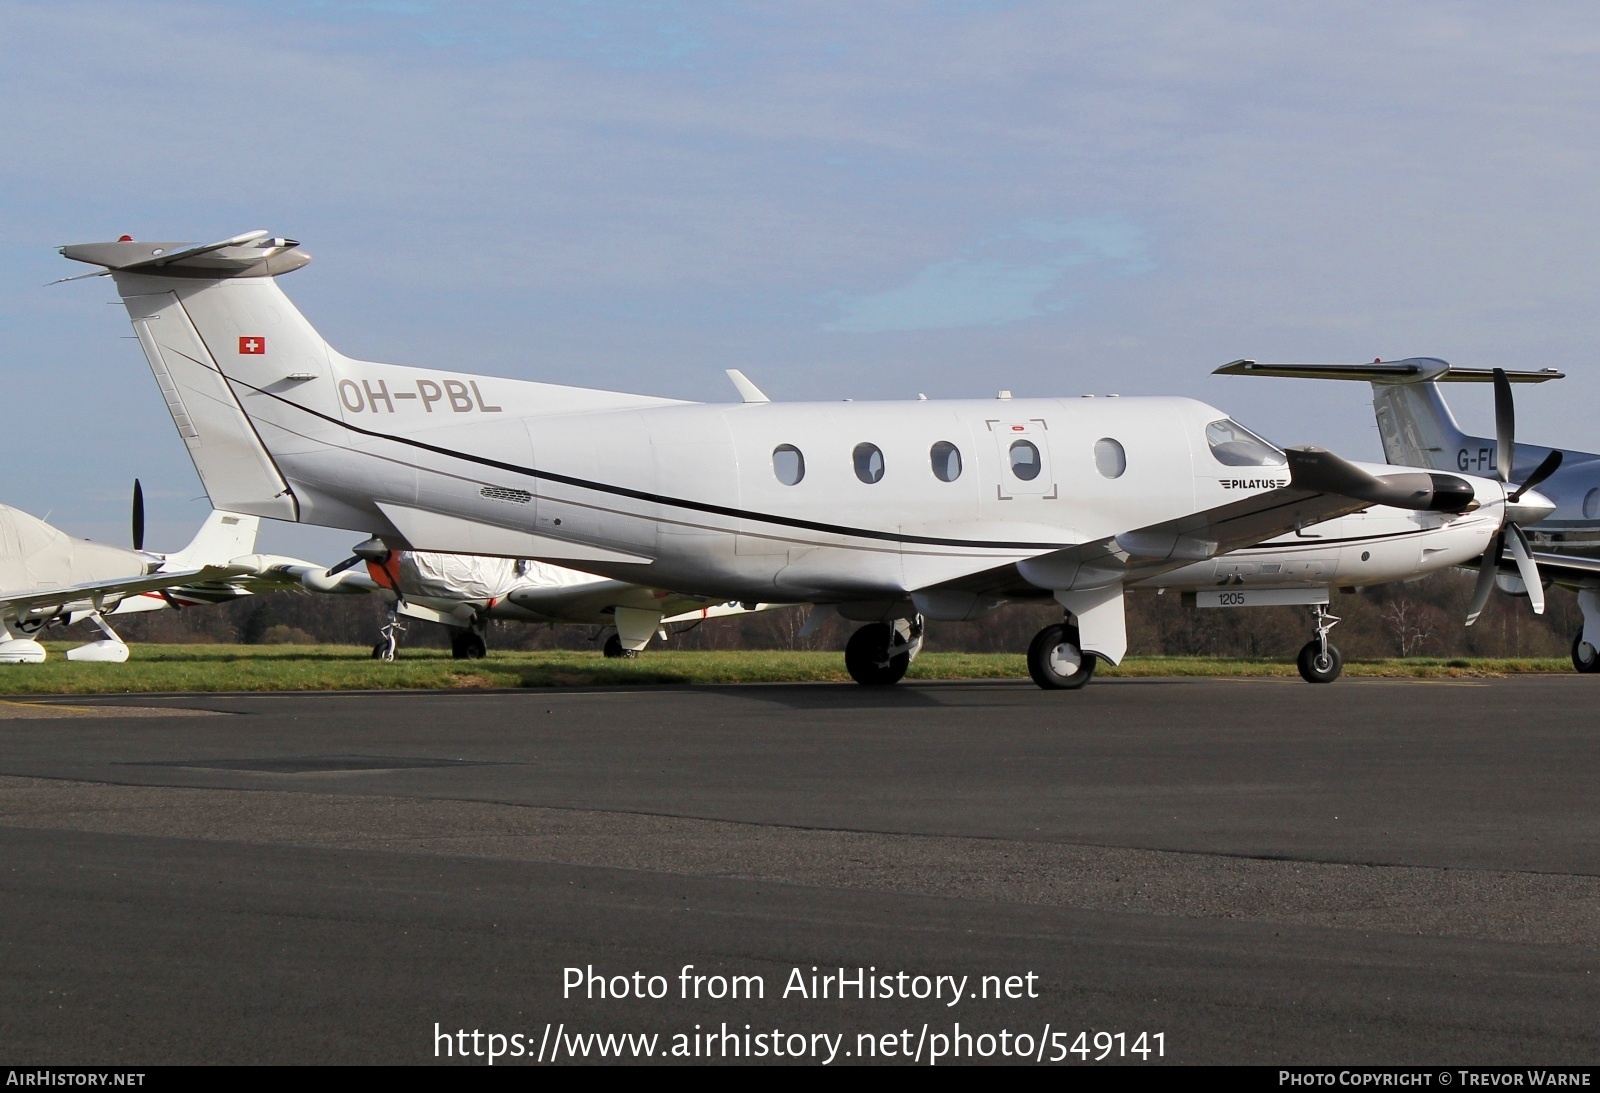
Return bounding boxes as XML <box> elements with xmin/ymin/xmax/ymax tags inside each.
<box><xmin>58</xmin><ymin>232</ymin><xmax>309</xmax><ymax>280</ymax></box>
<box><xmin>1216</xmin><ymin>358</ymin><xmax>1564</xmax><ymax>384</ymax></box>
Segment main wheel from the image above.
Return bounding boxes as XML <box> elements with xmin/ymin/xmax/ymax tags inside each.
<box><xmin>844</xmin><ymin>623</ymin><xmax>910</xmax><ymax>686</ymax></box>
<box><xmin>1296</xmin><ymin>640</ymin><xmax>1343</xmax><ymax>683</ymax></box>
<box><xmin>450</xmin><ymin>630</ymin><xmax>487</xmax><ymax>660</ymax></box>
<box><xmin>1026</xmin><ymin>624</ymin><xmax>1096</xmax><ymax>690</ymax></box>
<box><xmin>602</xmin><ymin>634</ymin><xmax>638</xmax><ymax>659</ymax></box>
<box><xmin>1573</xmin><ymin>630</ymin><xmax>1600</xmax><ymax>673</ymax></box>
<box><xmin>371</xmin><ymin>637</ymin><xmax>395</xmax><ymax>662</ymax></box>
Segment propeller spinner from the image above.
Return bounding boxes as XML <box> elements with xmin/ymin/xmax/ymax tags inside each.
<box><xmin>1465</xmin><ymin>369</ymin><xmax>1562</xmax><ymax>625</ymax></box>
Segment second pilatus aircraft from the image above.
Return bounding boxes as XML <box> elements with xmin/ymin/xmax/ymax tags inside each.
<box><xmin>59</xmin><ymin>232</ymin><xmax>1548</xmax><ymax>686</ymax></box>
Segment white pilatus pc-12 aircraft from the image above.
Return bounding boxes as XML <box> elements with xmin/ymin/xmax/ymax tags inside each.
<box><xmin>306</xmin><ymin>541</ymin><xmax>782</xmax><ymax>661</ymax></box>
<box><xmin>1218</xmin><ymin>357</ymin><xmax>1600</xmax><ymax>672</ymax></box>
<box><xmin>58</xmin><ymin>232</ymin><xmax>1548</xmax><ymax>686</ymax></box>
<box><xmin>0</xmin><ymin>482</ymin><xmax>319</xmax><ymax>663</ymax></box>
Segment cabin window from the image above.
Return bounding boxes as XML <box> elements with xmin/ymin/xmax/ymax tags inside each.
<box><xmin>1205</xmin><ymin>419</ymin><xmax>1286</xmax><ymax>467</ymax></box>
<box><xmin>1094</xmin><ymin>437</ymin><xmax>1126</xmax><ymax>479</ymax></box>
<box><xmin>772</xmin><ymin>445</ymin><xmax>805</xmax><ymax>485</ymax></box>
<box><xmin>1585</xmin><ymin>488</ymin><xmax>1600</xmax><ymax>520</ymax></box>
<box><xmin>853</xmin><ymin>443</ymin><xmax>885</xmax><ymax>483</ymax></box>
<box><xmin>1009</xmin><ymin>439</ymin><xmax>1042</xmax><ymax>481</ymax></box>
<box><xmin>930</xmin><ymin>441</ymin><xmax>963</xmax><ymax>482</ymax></box>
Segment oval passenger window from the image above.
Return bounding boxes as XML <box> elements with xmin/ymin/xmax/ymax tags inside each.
<box><xmin>853</xmin><ymin>443</ymin><xmax>885</xmax><ymax>484</ymax></box>
<box><xmin>772</xmin><ymin>445</ymin><xmax>805</xmax><ymax>486</ymax></box>
<box><xmin>1009</xmin><ymin>440</ymin><xmax>1042</xmax><ymax>481</ymax></box>
<box><xmin>1094</xmin><ymin>437</ymin><xmax>1126</xmax><ymax>479</ymax></box>
<box><xmin>930</xmin><ymin>441</ymin><xmax>962</xmax><ymax>482</ymax></box>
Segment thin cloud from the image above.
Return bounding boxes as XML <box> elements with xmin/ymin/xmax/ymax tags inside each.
<box><xmin>825</xmin><ymin>216</ymin><xmax>1152</xmax><ymax>332</ymax></box>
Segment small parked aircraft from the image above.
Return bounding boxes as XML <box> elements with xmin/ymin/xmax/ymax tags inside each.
<box><xmin>303</xmin><ymin>541</ymin><xmax>782</xmax><ymax>660</ymax></box>
<box><xmin>0</xmin><ymin>484</ymin><xmax>317</xmax><ymax>663</ymax></box>
<box><xmin>61</xmin><ymin>233</ymin><xmax>1537</xmax><ymax>685</ymax></box>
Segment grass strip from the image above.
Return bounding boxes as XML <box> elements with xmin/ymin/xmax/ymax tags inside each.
<box><xmin>0</xmin><ymin>645</ymin><xmax>1574</xmax><ymax>695</ymax></box>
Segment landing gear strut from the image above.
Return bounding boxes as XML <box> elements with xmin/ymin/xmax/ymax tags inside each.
<box><xmin>844</xmin><ymin>617</ymin><xmax>923</xmax><ymax>685</ymax></box>
<box><xmin>371</xmin><ymin>611</ymin><xmax>403</xmax><ymax>662</ymax></box>
<box><xmin>1296</xmin><ymin>604</ymin><xmax>1342</xmax><ymax>683</ymax></box>
<box><xmin>1027</xmin><ymin>622</ymin><xmax>1095</xmax><ymax>690</ymax></box>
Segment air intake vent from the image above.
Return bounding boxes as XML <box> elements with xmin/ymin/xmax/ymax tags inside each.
<box><xmin>480</xmin><ymin>486</ymin><xmax>532</xmax><ymax>504</ymax></box>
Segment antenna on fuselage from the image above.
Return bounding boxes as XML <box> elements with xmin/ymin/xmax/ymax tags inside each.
<box><xmin>725</xmin><ymin>369</ymin><xmax>771</xmax><ymax>404</ymax></box>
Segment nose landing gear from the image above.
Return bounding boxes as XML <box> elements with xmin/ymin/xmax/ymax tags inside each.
<box><xmin>371</xmin><ymin>610</ymin><xmax>403</xmax><ymax>661</ymax></box>
<box><xmin>1296</xmin><ymin>604</ymin><xmax>1342</xmax><ymax>683</ymax></box>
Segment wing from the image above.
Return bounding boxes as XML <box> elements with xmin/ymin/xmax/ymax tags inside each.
<box><xmin>0</xmin><ymin>565</ymin><xmax>251</xmax><ymax>616</ymax></box>
<box><xmin>923</xmin><ymin>447</ymin><xmax>1479</xmax><ymax>597</ymax></box>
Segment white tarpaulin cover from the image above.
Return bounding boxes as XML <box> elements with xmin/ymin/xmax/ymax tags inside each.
<box><xmin>397</xmin><ymin>552</ymin><xmax>606</xmax><ymax>602</ymax></box>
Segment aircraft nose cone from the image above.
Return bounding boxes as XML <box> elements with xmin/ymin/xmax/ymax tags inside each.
<box><xmin>1505</xmin><ymin>487</ymin><xmax>1557</xmax><ymax>527</ymax></box>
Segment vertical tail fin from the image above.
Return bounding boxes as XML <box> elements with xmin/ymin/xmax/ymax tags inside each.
<box><xmin>60</xmin><ymin>234</ymin><xmax>340</xmax><ymax>521</ymax></box>
<box><xmin>1370</xmin><ymin>381</ymin><xmax>1469</xmax><ymax>469</ymax></box>
<box><xmin>163</xmin><ymin>510</ymin><xmax>260</xmax><ymax>570</ymax></box>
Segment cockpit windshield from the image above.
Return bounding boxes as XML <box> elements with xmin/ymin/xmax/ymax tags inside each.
<box><xmin>1206</xmin><ymin>419</ymin><xmax>1287</xmax><ymax>467</ymax></box>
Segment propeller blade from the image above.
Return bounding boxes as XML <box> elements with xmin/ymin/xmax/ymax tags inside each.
<box><xmin>1466</xmin><ymin>532</ymin><xmax>1504</xmax><ymax>626</ymax></box>
<box><xmin>325</xmin><ymin>555</ymin><xmax>364</xmax><ymax>577</ymax></box>
<box><xmin>1505</xmin><ymin>524</ymin><xmax>1546</xmax><ymax>615</ymax></box>
<box><xmin>132</xmin><ymin>479</ymin><xmax>145</xmax><ymax>552</ymax></box>
<box><xmin>1493</xmin><ymin>367</ymin><xmax>1514</xmax><ymax>484</ymax></box>
<box><xmin>1509</xmin><ymin>448</ymin><xmax>1564</xmax><ymax>501</ymax></box>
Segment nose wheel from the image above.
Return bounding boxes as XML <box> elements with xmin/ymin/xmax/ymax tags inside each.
<box><xmin>371</xmin><ymin>611</ymin><xmax>402</xmax><ymax>661</ymax></box>
<box><xmin>1296</xmin><ymin>604</ymin><xmax>1342</xmax><ymax>683</ymax></box>
<box><xmin>1027</xmin><ymin>623</ymin><xmax>1096</xmax><ymax>690</ymax></box>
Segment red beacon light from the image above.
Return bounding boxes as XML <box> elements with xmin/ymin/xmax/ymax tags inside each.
<box><xmin>118</xmin><ymin>235</ymin><xmax>133</xmax><ymax>242</ymax></box>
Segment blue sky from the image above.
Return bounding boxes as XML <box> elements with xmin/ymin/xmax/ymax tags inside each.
<box><xmin>4</xmin><ymin>1</ymin><xmax>1600</xmax><ymax>556</ymax></box>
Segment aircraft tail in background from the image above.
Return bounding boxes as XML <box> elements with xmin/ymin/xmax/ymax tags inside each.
<box><xmin>161</xmin><ymin>509</ymin><xmax>260</xmax><ymax>571</ymax></box>
<box><xmin>1214</xmin><ymin>358</ymin><xmax>1564</xmax><ymax>472</ymax></box>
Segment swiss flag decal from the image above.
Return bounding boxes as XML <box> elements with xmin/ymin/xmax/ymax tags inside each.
<box><xmin>239</xmin><ymin>336</ymin><xmax>266</xmax><ymax>355</ymax></box>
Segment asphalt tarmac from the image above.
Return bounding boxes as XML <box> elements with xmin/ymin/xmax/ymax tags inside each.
<box><xmin>1</xmin><ymin>675</ymin><xmax>1597</xmax><ymax>1066</ymax></box>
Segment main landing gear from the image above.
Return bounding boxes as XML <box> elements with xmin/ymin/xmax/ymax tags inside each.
<box><xmin>1026</xmin><ymin>623</ymin><xmax>1095</xmax><ymax>690</ymax></box>
<box><xmin>602</xmin><ymin>633</ymin><xmax>637</xmax><ymax>659</ymax></box>
<box><xmin>1573</xmin><ymin>631</ymin><xmax>1600</xmax><ymax>674</ymax></box>
<box><xmin>1296</xmin><ymin>604</ymin><xmax>1343</xmax><ymax>684</ymax></box>
<box><xmin>844</xmin><ymin>617</ymin><xmax>923</xmax><ymax>685</ymax></box>
<box><xmin>450</xmin><ymin>626</ymin><xmax>487</xmax><ymax>660</ymax></box>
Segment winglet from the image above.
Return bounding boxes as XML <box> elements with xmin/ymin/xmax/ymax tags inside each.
<box><xmin>725</xmin><ymin>369</ymin><xmax>771</xmax><ymax>404</ymax></box>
